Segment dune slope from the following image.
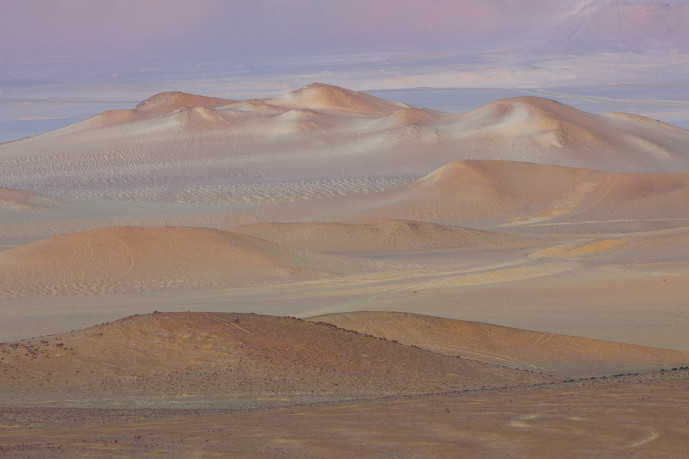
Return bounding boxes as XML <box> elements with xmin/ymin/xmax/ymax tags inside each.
<box><xmin>338</xmin><ymin>160</ymin><xmax>689</xmax><ymax>227</ymax></box>
<box><xmin>310</xmin><ymin>312</ymin><xmax>689</xmax><ymax>378</ymax></box>
<box><xmin>448</xmin><ymin>96</ymin><xmax>689</xmax><ymax>171</ymax></box>
<box><xmin>0</xmin><ymin>226</ymin><xmax>311</xmax><ymax>296</ymax></box>
<box><xmin>233</xmin><ymin>219</ymin><xmax>534</xmax><ymax>255</ymax></box>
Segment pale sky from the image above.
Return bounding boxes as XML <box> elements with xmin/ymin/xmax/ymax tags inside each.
<box><xmin>0</xmin><ymin>0</ymin><xmax>688</xmax><ymax>92</ymax></box>
<box><xmin>2</xmin><ymin>1</ymin><xmax>688</xmax><ymax>61</ymax></box>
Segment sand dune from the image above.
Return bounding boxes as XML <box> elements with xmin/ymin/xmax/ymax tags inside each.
<box><xmin>170</xmin><ymin>106</ymin><xmax>238</xmax><ymax>131</ymax></box>
<box><xmin>134</xmin><ymin>91</ymin><xmax>235</xmax><ymax>115</ymax></box>
<box><xmin>0</xmin><ymin>226</ymin><xmax>312</xmax><ymax>297</ymax></box>
<box><xmin>234</xmin><ymin>219</ymin><xmax>534</xmax><ymax>255</ymax></box>
<box><xmin>268</xmin><ymin>82</ymin><xmax>410</xmax><ymax>116</ymax></box>
<box><xmin>336</xmin><ymin>160</ymin><xmax>689</xmax><ymax>227</ymax></box>
<box><xmin>60</xmin><ymin>92</ymin><xmax>236</xmax><ymax>133</ymax></box>
<box><xmin>450</xmin><ymin>96</ymin><xmax>689</xmax><ymax>171</ymax></box>
<box><xmin>311</xmin><ymin>312</ymin><xmax>689</xmax><ymax>378</ymax></box>
<box><xmin>0</xmin><ymin>187</ymin><xmax>58</xmax><ymax>209</ymax></box>
<box><xmin>0</xmin><ymin>312</ymin><xmax>551</xmax><ymax>408</ymax></box>
<box><xmin>375</xmin><ymin>106</ymin><xmax>447</xmax><ymax>129</ymax></box>
<box><xmin>78</xmin><ymin>109</ymin><xmax>150</xmax><ymax>129</ymax></box>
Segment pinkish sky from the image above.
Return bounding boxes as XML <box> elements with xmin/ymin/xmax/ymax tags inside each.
<box><xmin>0</xmin><ymin>0</ymin><xmax>688</xmax><ymax>92</ymax></box>
<box><xmin>2</xmin><ymin>1</ymin><xmax>688</xmax><ymax>60</ymax></box>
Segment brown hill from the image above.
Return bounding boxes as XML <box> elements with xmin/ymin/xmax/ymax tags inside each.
<box><xmin>0</xmin><ymin>226</ymin><xmax>310</xmax><ymax>297</ymax></box>
<box><xmin>310</xmin><ymin>312</ymin><xmax>689</xmax><ymax>378</ymax></box>
<box><xmin>0</xmin><ymin>312</ymin><xmax>552</xmax><ymax>409</ymax></box>
<box><xmin>233</xmin><ymin>219</ymin><xmax>534</xmax><ymax>255</ymax></box>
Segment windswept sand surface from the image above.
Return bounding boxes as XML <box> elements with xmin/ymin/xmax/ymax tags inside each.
<box><xmin>1</xmin><ymin>84</ymin><xmax>689</xmax><ymax>455</ymax></box>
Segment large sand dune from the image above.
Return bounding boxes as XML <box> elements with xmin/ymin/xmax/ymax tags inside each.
<box><xmin>0</xmin><ymin>226</ymin><xmax>314</xmax><ymax>297</ymax></box>
<box><xmin>266</xmin><ymin>82</ymin><xmax>410</xmax><ymax>116</ymax></box>
<box><xmin>0</xmin><ymin>312</ymin><xmax>551</xmax><ymax>409</ymax></box>
<box><xmin>449</xmin><ymin>96</ymin><xmax>689</xmax><ymax>171</ymax></box>
<box><xmin>332</xmin><ymin>160</ymin><xmax>689</xmax><ymax>227</ymax></box>
<box><xmin>311</xmin><ymin>312</ymin><xmax>689</xmax><ymax>378</ymax></box>
<box><xmin>60</xmin><ymin>91</ymin><xmax>236</xmax><ymax>133</ymax></box>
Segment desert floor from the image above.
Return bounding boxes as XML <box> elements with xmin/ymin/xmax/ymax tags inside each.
<box><xmin>1</xmin><ymin>84</ymin><xmax>689</xmax><ymax>456</ymax></box>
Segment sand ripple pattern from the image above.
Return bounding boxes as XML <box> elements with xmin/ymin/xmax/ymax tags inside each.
<box><xmin>53</xmin><ymin>177</ymin><xmax>413</xmax><ymax>204</ymax></box>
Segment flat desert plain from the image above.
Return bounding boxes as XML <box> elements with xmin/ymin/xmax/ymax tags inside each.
<box><xmin>1</xmin><ymin>84</ymin><xmax>689</xmax><ymax>456</ymax></box>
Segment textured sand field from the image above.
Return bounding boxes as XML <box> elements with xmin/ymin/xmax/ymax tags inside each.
<box><xmin>1</xmin><ymin>84</ymin><xmax>689</xmax><ymax>456</ymax></box>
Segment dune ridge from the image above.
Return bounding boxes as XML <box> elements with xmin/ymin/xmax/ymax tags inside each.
<box><xmin>311</xmin><ymin>312</ymin><xmax>689</xmax><ymax>378</ymax></box>
<box><xmin>62</xmin><ymin>91</ymin><xmax>236</xmax><ymax>132</ymax></box>
<box><xmin>452</xmin><ymin>96</ymin><xmax>689</xmax><ymax>171</ymax></box>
